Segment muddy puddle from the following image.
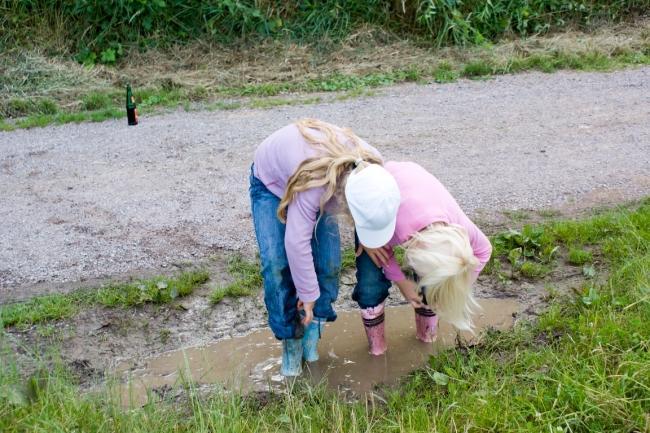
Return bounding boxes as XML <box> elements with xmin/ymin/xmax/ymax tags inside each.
<box><xmin>117</xmin><ymin>298</ymin><xmax>518</xmax><ymax>405</ymax></box>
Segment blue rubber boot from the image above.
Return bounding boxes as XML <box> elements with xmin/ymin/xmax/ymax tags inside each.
<box><xmin>302</xmin><ymin>318</ymin><xmax>326</xmax><ymax>362</ymax></box>
<box><xmin>281</xmin><ymin>338</ymin><xmax>303</xmax><ymax>376</ymax></box>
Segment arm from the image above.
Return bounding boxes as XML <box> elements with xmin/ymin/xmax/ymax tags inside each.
<box><xmin>394</xmin><ymin>278</ymin><xmax>427</xmax><ymax>309</ymax></box>
<box><xmin>284</xmin><ymin>188</ymin><xmax>324</xmax><ymax>304</ymax></box>
<box><xmin>467</xmin><ymin>222</ymin><xmax>492</xmax><ymax>277</ymax></box>
<box><xmin>359</xmin><ymin>245</ymin><xmax>428</xmax><ymax>308</ymax></box>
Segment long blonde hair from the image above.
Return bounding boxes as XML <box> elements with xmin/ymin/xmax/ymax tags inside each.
<box><xmin>405</xmin><ymin>223</ymin><xmax>480</xmax><ymax>330</ymax></box>
<box><xmin>277</xmin><ymin>118</ymin><xmax>382</xmax><ymax>222</ymax></box>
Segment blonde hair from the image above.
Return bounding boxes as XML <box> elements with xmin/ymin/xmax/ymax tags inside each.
<box><xmin>277</xmin><ymin>118</ymin><xmax>382</xmax><ymax>222</ymax></box>
<box><xmin>405</xmin><ymin>223</ymin><xmax>480</xmax><ymax>330</ymax></box>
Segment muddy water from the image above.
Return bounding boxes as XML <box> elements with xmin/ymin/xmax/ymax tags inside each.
<box><xmin>117</xmin><ymin>298</ymin><xmax>518</xmax><ymax>405</ymax></box>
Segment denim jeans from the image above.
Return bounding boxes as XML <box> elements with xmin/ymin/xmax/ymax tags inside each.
<box><xmin>352</xmin><ymin>235</ymin><xmax>392</xmax><ymax>309</ymax></box>
<box><xmin>250</xmin><ymin>167</ymin><xmax>340</xmax><ymax>340</ymax></box>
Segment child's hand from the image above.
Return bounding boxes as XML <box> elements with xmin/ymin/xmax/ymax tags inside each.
<box><xmin>356</xmin><ymin>244</ymin><xmax>390</xmax><ymax>267</ymax></box>
<box><xmin>407</xmin><ymin>294</ymin><xmax>428</xmax><ymax>310</ymax></box>
<box><xmin>297</xmin><ymin>300</ymin><xmax>315</xmax><ymax>325</ymax></box>
<box><xmin>395</xmin><ymin>279</ymin><xmax>431</xmax><ymax>310</ymax></box>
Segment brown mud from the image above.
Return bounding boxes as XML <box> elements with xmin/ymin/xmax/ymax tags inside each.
<box><xmin>116</xmin><ymin>299</ymin><xmax>519</xmax><ymax>407</ymax></box>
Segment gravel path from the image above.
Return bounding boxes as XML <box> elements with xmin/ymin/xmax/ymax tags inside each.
<box><xmin>1</xmin><ymin>68</ymin><xmax>649</xmax><ymax>301</ymax></box>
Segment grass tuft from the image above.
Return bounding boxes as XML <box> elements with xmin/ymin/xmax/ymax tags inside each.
<box><xmin>519</xmin><ymin>261</ymin><xmax>550</xmax><ymax>279</ymax></box>
<box><xmin>210</xmin><ymin>256</ymin><xmax>262</xmax><ymax>304</ymax></box>
<box><xmin>567</xmin><ymin>248</ymin><xmax>593</xmax><ymax>266</ymax></box>
<box><xmin>0</xmin><ymin>270</ymin><xmax>209</xmax><ymax>327</ymax></box>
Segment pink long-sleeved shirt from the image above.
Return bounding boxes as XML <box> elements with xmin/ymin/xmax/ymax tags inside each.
<box><xmin>253</xmin><ymin>123</ymin><xmax>381</xmax><ymax>302</ymax></box>
<box><xmin>381</xmin><ymin>161</ymin><xmax>492</xmax><ymax>281</ymax></box>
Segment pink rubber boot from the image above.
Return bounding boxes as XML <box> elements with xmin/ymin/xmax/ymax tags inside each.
<box><xmin>361</xmin><ymin>303</ymin><xmax>387</xmax><ymax>356</ymax></box>
<box><xmin>414</xmin><ymin>308</ymin><xmax>438</xmax><ymax>343</ymax></box>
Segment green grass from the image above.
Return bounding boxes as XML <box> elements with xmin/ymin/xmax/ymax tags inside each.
<box><xmin>462</xmin><ymin>60</ymin><xmax>494</xmax><ymax>77</ymax></box>
<box><xmin>519</xmin><ymin>261</ymin><xmax>550</xmax><ymax>278</ymax></box>
<box><xmin>568</xmin><ymin>248</ymin><xmax>594</xmax><ymax>266</ymax></box>
<box><xmin>209</xmin><ymin>256</ymin><xmax>262</xmax><ymax>305</ymax></box>
<box><xmin>82</xmin><ymin>92</ymin><xmax>114</xmax><ymax>111</ymax></box>
<box><xmin>503</xmin><ymin>209</ymin><xmax>531</xmax><ymax>222</ymax></box>
<box><xmin>1</xmin><ymin>199</ymin><xmax>649</xmax><ymax>431</ymax></box>
<box><xmin>4</xmin><ymin>0</ymin><xmax>644</xmax><ymax>58</ymax></box>
<box><xmin>0</xmin><ymin>271</ymin><xmax>209</xmax><ymax>327</ymax></box>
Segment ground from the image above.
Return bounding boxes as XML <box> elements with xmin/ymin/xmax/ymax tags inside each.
<box><xmin>1</xmin><ymin>66</ymin><xmax>648</xmax><ymax>395</ymax></box>
<box><xmin>1</xmin><ymin>67</ymin><xmax>649</xmax><ymax>301</ymax></box>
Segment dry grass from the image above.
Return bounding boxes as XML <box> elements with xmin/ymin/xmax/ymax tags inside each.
<box><xmin>1</xmin><ymin>19</ymin><xmax>648</xmax><ymax>120</ymax></box>
<box><xmin>116</xmin><ymin>19</ymin><xmax>650</xmax><ymax>88</ymax></box>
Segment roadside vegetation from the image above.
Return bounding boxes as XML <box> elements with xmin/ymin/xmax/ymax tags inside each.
<box><xmin>1</xmin><ymin>1</ymin><xmax>648</xmax><ymax>130</ymax></box>
<box><xmin>0</xmin><ymin>271</ymin><xmax>209</xmax><ymax>328</ymax></box>
<box><xmin>1</xmin><ymin>199</ymin><xmax>648</xmax><ymax>431</ymax></box>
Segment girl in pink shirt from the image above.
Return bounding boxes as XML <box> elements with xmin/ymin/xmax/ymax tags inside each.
<box><xmin>348</xmin><ymin>161</ymin><xmax>492</xmax><ymax>355</ymax></box>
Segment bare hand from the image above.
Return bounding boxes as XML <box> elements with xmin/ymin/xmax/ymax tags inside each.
<box><xmin>407</xmin><ymin>294</ymin><xmax>428</xmax><ymax>310</ymax></box>
<box><xmin>395</xmin><ymin>279</ymin><xmax>430</xmax><ymax>310</ymax></box>
<box><xmin>297</xmin><ymin>300</ymin><xmax>315</xmax><ymax>325</ymax></box>
<box><xmin>355</xmin><ymin>244</ymin><xmax>390</xmax><ymax>268</ymax></box>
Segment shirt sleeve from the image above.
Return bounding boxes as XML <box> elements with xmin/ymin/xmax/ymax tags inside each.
<box><xmin>284</xmin><ymin>187</ymin><xmax>323</xmax><ymax>302</ymax></box>
<box><xmin>382</xmin><ymin>247</ymin><xmax>406</xmax><ymax>282</ymax></box>
<box><xmin>465</xmin><ymin>221</ymin><xmax>492</xmax><ymax>276</ymax></box>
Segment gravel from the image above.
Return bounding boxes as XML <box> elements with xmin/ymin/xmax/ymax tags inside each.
<box><xmin>1</xmin><ymin>67</ymin><xmax>649</xmax><ymax>301</ymax></box>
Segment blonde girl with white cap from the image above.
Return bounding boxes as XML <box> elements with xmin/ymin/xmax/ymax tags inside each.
<box><xmin>347</xmin><ymin>161</ymin><xmax>492</xmax><ymax>354</ymax></box>
<box><xmin>250</xmin><ymin>119</ymin><xmax>400</xmax><ymax>376</ymax></box>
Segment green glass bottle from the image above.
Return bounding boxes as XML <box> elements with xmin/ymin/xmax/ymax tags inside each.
<box><xmin>126</xmin><ymin>84</ymin><xmax>138</xmax><ymax>125</ymax></box>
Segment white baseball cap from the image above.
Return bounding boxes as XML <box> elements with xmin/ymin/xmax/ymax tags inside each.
<box><xmin>345</xmin><ymin>164</ymin><xmax>401</xmax><ymax>248</ymax></box>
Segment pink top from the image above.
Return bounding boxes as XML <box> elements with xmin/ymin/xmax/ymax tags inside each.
<box><xmin>253</xmin><ymin>123</ymin><xmax>381</xmax><ymax>302</ymax></box>
<box><xmin>382</xmin><ymin>161</ymin><xmax>492</xmax><ymax>281</ymax></box>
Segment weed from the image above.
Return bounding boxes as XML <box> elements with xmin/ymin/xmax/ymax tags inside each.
<box><xmin>341</xmin><ymin>248</ymin><xmax>356</xmax><ymax>271</ymax></box>
<box><xmin>159</xmin><ymin>329</ymin><xmax>172</xmax><ymax>344</ymax></box>
<box><xmin>462</xmin><ymin>60</ymin><xmax>494</xmax><ymax>77</ymax></box>
<box><xmin>82</xmin><ymin>92</ymin><xmax>113</xmax><ymax>111</ymax></box>
<box><xmin>502</xmin><ymin>209</ymin><xmax>531</xmax><ymax>222</ymax></box>
<box><xmin>97</xmin><ymin>270</ymin><xmax>209</xmax><ymax>307</ymax></box>
<box><xmin>0</xmin><ymin>120</ymin><xmax>16</xmax><ymax>132</ymax></box>
<box><xmin>210</xmin><ymin>256</ymin><xmax>261</xmax><ymax>305</ymax></box>
<box><xmin>2</xmin><ymin>98</ymin><xmax>58</xmax><ymax>118</ymax></box>
<box><xmin>568</xmin><ymin>248</ymin><xmax>593</xmax><ymax>265</ymax></box>
<box><xmin>15</xmin><ymin>115</ymin><xmax>54</xmax><ymax>129</ymax></box>
<box><xmin>538</xmin><ymin>209</ymin><xmax>562</xmax><ymax>218</ymax></box>
<box><xmin>433</xmin><ymin>62</ymin><xmax>458</xmax><ymax>83</ymax></box>
<box><xmin>519</xmin><ymin>261</ymin><xmax>549</xmax><ymax>279</ymax></box>
<box><xmin>493</xmin><ymin>226</ymin><xmax>555</xmax><ymax>263</ymax></box>
<box><xmin>0</xmin><ymin>292</ymin><xmax>89</xmax><ymax>328</ymax></box>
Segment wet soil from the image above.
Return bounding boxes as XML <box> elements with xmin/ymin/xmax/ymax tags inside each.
<box><xmin>115</xmin><ymin>299</ymin><xmax>519</xmax><ymax>407</ymax></box>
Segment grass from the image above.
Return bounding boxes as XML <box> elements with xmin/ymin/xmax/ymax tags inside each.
<box><xmin>2</xmin><ymin>20</ymin><xmax>649</xmax><ymax>130</ymax></box>
<box><xmin>3</xmin><ymin>0</ymin><xmax>644</xmax><ymax>57</ymax></box>
<box><xmin>1</xmin><ymin>198</ymin><xmax>649</xmax><ymax>431</ymax></box>
<box><xmin>209</xmin><ymin>256</ymin><xmax>262</xmax><ymax>305</ymax></box>
<box><xmin>0</xmin><ymin>270</ymin><xmax>209</xmax><ymax>328</ymax></box>
<box><xmin>568</xmin><ymin>248</ymin><xmax>594</xmax><ymax>266</ymax></box>
<box><xmin>519</xmin><ymin>261</ymin><xmax>550</xmax><ymax>278</ymax></box>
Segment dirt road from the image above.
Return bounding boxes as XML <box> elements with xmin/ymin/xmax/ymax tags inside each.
<box><xmin>1</xmin><ymin>67</ymin><xmax>649</xmax><ymax>301</ymax></box>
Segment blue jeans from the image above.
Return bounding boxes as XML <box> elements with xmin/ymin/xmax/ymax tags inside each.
<box><xmin>352</xmin><ymin>234</ymin><xmax>392</xmax><ymax>309</ymax></box>
<box><xmin>250</xmin><ymin>168</ymin><xmax>340</xmax><ymax>340</ymax></box>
